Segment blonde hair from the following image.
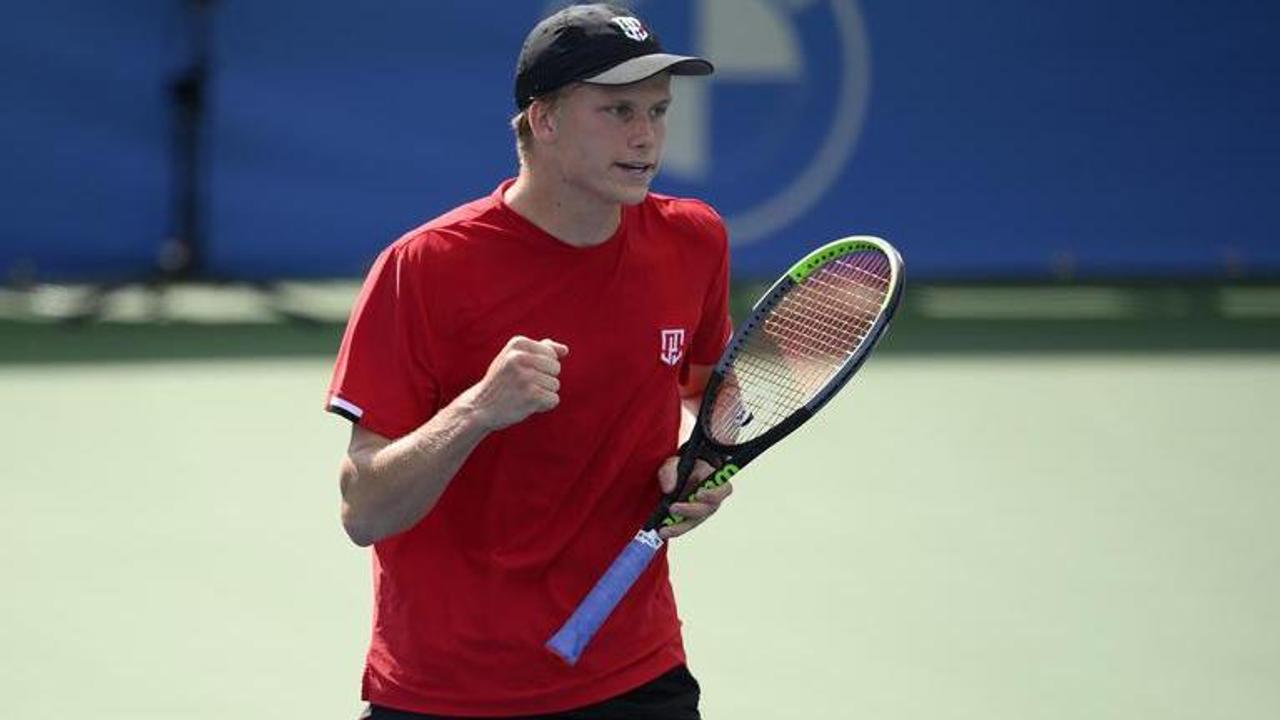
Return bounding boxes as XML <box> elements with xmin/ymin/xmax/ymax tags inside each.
<box><xmin>510</xmin><ymin>110</ymin><xmax>535</xmax><ymax>165</ymax></box>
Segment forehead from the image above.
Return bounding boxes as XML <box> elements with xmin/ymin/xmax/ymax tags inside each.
<box><xmin>579</xmin><ymin>72</ymin><xmax>672</xmax><ymax>103</ymax></box>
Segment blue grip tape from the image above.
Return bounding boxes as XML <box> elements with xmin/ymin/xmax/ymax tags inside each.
<box><xmin>546</xmin><ymin>529</ymin><xmax>663</xmax><ymax>665</ymax></box>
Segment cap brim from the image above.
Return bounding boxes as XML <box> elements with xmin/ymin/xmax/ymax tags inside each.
<box><xmin>583</xmin><ymin>54</ymin><xmax>715</xmax><ymax>86</ymax></box>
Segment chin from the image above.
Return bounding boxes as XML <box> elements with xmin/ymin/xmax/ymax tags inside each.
<box><xmin>614</xmin><ymin>183</ymin><xmax>652</xmax><ymax>206</ymax></box>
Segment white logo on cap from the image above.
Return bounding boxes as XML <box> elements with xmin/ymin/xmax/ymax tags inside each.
<box><xmin>612</xmin><ymin>16</ymin><xmax>650</xmax><ymax>42</ymax></box>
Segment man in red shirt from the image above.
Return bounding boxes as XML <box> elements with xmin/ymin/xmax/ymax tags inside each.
<box><xmin>328</xmin><ymin>4</ymin><xmax>733</xmax><ymax>718</ymax></box>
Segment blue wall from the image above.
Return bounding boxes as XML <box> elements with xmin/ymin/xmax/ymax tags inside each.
<box><xmin>3</xmin><ymin>1</ymin><xmax>1278</xmax><ymax>281</ymax></box>
<box><xmin>1</xmin><ymin>2</ymin><xmax>186</xmax><ymax>282</ymax></box>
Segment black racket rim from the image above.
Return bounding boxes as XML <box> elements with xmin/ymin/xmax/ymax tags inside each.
<box><xmin>649</xmin><ymin>236</ymin><xmax>905</xmax><ymax>529</ymax></box>
<box><xmin>699</xmin><ymin>236</ymin><xmax>905</xmax><ymax>456</ymax></box>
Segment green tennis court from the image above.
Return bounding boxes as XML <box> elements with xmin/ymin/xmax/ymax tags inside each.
<box><xmin>2</xmin><ymin>308</ymin><xmax>1278</xmax><ymax>719</ymax></box>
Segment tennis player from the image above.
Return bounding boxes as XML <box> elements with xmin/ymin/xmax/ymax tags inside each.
<box><xmin>327</xmin><ymin>4</ymin><xmax>732</xmax><ymax>718</ymax></box>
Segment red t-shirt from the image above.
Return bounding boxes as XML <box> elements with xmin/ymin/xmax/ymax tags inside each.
<box><xmin>326</xmin><ymin>180</ymin><xmax>732</xmax><ymax>716</ymax></box>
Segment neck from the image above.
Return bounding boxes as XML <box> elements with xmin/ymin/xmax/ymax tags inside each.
<box><xmin>503</xmin><ymin>168</ymin><xmax>623</xmax><ymax>248</ymax></box>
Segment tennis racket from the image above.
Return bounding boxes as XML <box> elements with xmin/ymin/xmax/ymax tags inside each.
<box><xmin>546</xmin><ymin>235</ymin><xmax>905</xmax><ymax>665</ymax></box>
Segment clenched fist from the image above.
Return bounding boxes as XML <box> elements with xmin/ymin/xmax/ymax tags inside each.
<box><xmin>468</xmin><ymin>336</ymin><xmax>569</xmax><ymax>431</ymax></box>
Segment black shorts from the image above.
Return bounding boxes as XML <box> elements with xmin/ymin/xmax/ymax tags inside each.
<box><xmin>358</xmin><ymin>664</ymin><xmax>701</xmax><ymax>720</ymax></box>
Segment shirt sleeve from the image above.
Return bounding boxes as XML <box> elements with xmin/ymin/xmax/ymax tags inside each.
<box><xmin>685</xmin><ymin>212</ymin><xmax>733</xmax><ymax>367</ymax></box>
<box><xmin>326</xmin><ymin>243</ymin><xmax>441</xmax><ymax>440</ymax></box>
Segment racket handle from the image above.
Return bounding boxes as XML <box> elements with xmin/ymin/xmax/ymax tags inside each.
<box><xmin>546</xmin><ymin>529</ymin><xmax>663</xmax><ymax>665</ymax></box>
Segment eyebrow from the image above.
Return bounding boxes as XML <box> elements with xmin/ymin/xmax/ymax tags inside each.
<box><xmin>598</xmin><ymin>95</ymin><xmax>672</xmax><ymax>107</ymax></box>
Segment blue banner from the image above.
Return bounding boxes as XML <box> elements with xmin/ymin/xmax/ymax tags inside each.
<box><xmin>4</xmin><ymin>1</ymin><xmax>1279</xmax><ymax>282</ymax></box>
<box><xmin>0</xmin><ymin>2</ymin><xmax>186</xmax><ymax>282</ymax></box>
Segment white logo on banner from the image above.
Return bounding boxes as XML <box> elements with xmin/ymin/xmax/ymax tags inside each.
<box><xmin>539</xmin><ymin>0</ymin><xmax>870</xmax><ymax>245</ymax></box>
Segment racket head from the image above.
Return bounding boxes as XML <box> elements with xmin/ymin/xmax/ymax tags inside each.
<box><xmin>653</xmin><ymin>235</ymin><xmax>903</xmax><ymax>529</ymax></box>
<box><xmin>700</xmin><ymin>235</ymin><xmax>904</xmax><ymax>453</ymax></box>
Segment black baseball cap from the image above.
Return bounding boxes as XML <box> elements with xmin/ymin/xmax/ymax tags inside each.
<box><xmin>514</xmin><ymin>3</ymin><xmax>714</xmax><ymax>110</ymax></box>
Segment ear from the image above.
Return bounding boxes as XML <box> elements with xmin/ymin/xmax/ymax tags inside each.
<box><xmin>527</xmin><ymin>98</ymin><xmax>559</xmax><ymax>144</ymax></box>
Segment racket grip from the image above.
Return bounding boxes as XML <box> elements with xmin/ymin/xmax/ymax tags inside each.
<box><xmin>546</xmin><ymin>529</ymin><xmax>663</xmax><ymax>665</ymax></box>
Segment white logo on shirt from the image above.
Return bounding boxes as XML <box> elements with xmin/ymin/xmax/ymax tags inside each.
<box><xmin>612</xmin><ymin>17</ymin><xmax>650</xmax><ymax>42</ymax></box>
<box><xmin>660</xmin><ymin>328</ymin><xmax>686</xmax><ymax>366</ymax></box>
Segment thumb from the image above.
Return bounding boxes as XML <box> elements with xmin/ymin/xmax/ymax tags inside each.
<box><xmin>657</xmin><ymin>456</ymin><xmax>679</xmax><ymax>494</ymax></box>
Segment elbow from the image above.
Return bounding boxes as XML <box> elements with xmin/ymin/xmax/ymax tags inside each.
<box><xmin>342</xmin><ymin>504</ymin><xmax>378</xmax><ymax>547</ymax></box>
<box><xmin>339</xmin><ymin>459</ymin><xmax>380</xmax><ymax>547</ymax></box>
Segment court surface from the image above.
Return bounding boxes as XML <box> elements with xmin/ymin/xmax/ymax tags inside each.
<box><xmin>2</xmin><ymin>351</ymin><xmax>1277</xmax><ymax>719</ymax></box>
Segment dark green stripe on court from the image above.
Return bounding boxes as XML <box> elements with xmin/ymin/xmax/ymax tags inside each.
<box><xmin>2</xmin><ymin>283</ymin><xmax>1277</xmax><ymax>364</ymax></box>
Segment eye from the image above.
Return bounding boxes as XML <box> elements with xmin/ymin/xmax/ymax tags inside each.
<box><xmin>651</xmin><ymin>104</ymin><xmax>670</xmax><ymax>119</ymax></box>
<box><xmin>607</xmin><ymin>104</ymin><xmax>634</xmax><ymax>120</ymax></box>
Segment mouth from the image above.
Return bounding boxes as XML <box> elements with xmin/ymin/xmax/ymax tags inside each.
<box><xmin>614</xmin><ymin>161</ymin><xmax>656</xmax><ymax>178</ymax></box>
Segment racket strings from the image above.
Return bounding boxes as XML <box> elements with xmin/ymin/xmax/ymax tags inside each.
<box><xmin>766</xmin><ymin>279</ymin><xmax>878</xmax><ymax>359</ymax></box>
<box><xmin>709</xmin><ymin>251</ymin><xmax>891</xmax><ymax>445</ymax></box>
<box><xmin>769</xmin><ymin>264</ymin><xmax>888</xmax><ymax>357</ymax></box>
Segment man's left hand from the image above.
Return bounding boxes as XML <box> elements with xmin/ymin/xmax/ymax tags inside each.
<box><xmin>655</xmin><ymin>455</ymin><xmax>733</xmax><ymax>540</ymax></box>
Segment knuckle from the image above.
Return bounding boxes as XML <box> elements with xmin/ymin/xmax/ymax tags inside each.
<box><xmin>511</xmin><ymin>336</ymin><xmax>538</xmax><ymax>353</ymax></box>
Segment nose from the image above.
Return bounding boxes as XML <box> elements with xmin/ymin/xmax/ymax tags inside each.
<box><xmin>629</xmin><ymin>114</ymin><xmax>658</xmax><ymax>150</ymax></box>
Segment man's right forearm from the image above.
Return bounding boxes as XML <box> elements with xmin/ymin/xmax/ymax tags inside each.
<box><xmin>339</xmin><ymin>335</ymin><xmax>568</xmax><ymax>546</ymax></box>
<box><xmin>340</xmin><ymin>389</ymin><xmax>492</xmax><ymax>546</ymax></box>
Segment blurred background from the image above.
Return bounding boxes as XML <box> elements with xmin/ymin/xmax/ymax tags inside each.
<box><xmin>2</xmin><ymin>1</ymin><xmax>1277</xmax><ymax>718</ymax></box>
